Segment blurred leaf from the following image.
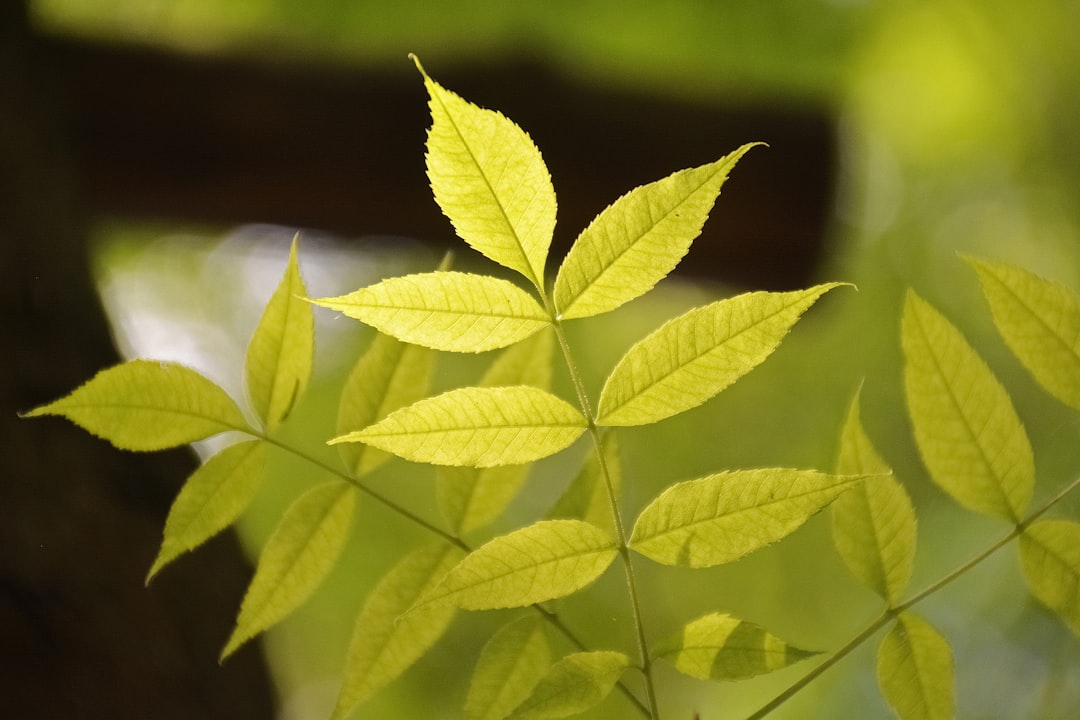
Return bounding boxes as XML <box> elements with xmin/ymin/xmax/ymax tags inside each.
<box><xmin>547</xmin><ymin>432</ymin><xmax>621</xmax><ymax>535</ymax></box>
<box><xmin>466</xmin><ymin>617</ymin><xmax>552</xmax><ymax>720</ymax></box>
<box><xmin>507</xmin><ymin>651</ymin><xmax>629</xmax><ymax>720</ymax></box>
<box><xmin>1019</xmin><ymin>519</ymin><xmax>1080</xmax><ymax>636</ymax></box>
<box><xmin>876</xmin><ymin>612</ymin><xmax>955</xmax><ymax>720</ymax></box>
<box><xmin>478</xmin><ymin>327</ymin><xmax>555</xmax><ymax>389</ymax></box>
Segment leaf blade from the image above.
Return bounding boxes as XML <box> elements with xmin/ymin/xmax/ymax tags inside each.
<box><xmin>466</xmin><ymin>617</ymin><xmax>552</xmax><ymax>720</ymax></box>
<box><xmin>876</xmin><ymin>612</ymin><xmax>955</xmax><ymax>720</ymax></box>
<box><xmin>1019</xmin><ymin>519</ymin><xmax>1080</xmax><ymax>636</ymax></box>
<box><xmin>507</xmin><ymin>651</ymin><xmax>629</xmax><ymax>720</ymax></box>
<box><xmin>547</xmin><ymin>432</ymin><xmax>622</xmax><ymax>536</ymax></box>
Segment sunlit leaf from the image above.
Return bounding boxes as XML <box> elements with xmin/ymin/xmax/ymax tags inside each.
<box><xmin>902</xmin><ymin>290</ymin><xmax>1034</xmax><ymax>521</ymax></box>
<box><xmin>310</xmin><ymin>272</ymin><xmax>549</xmax><ymax>353</ymax></box>
<box><xmin>222</xmin><ymin>482</ymin><xmax>356</xmax><ymax>659</ymax></box>
<box><xmin>553</xmin><ymin>144</ymin><xmax>760</xmax><ymax>320</ymax></box>
<box><xmin>653</xmin><ymin>612</ymin><xmax>818</xmax><ymax>681</ymax></box>
<box><xmin>478</xmin><ymin>327</ymin><xmax>555</xmax><ymax>390</ymax></box>
<box><xmin>877</xmin><ymin>612</ymin><xmax>954</xmax><ymax>720</ymax></box>
<box><xmin>507</xmin><ymin>651</ymin><xmax>629</xmax><ymax>720</ymax></box>
<box><xmin>966</xmin><ymin>255</ymin><xmax>1080</xmax><ymax>410</ymax></box>
<box><xmin>23</xmin><ymin>359</ymin><xmax>248</xmax><ymax>450</ymax></box>
<box><xmin>331</xmin><ymin>386</ymin><xmax>586</xmax><ymax>468</ymax></box>
<box><xmin>547</xmin><ymin>432</ymin><xmax>621</xmax><ymax>535</ymax></box>
<box><xmin>596</xmin><ymin>284</ymin><xmax>843</xmax><ymax>426</ymax></box>
<box><xmin>1019</xmin><ymin>519</ymin><xmax>1080</xmax><ymax>636</ymax></box>
<box><xmin>466</xmin><ymin>617</ymin><xmax>552</xmax><ymax>720</ymax></box>
<box><xmin>148</xmin><ymin>440</ymin><xmax>266</xmax><ymax>582</ymax></box>
<box><xmin>409</xmin><ymin>520</ymin><xmax>617</xmax><ymax>612</ymax></box>
<box><xmin>331</xmin><ymin>542</ymin><xmax>464</xmax><ymax>720</ymax></box>
<box><xmin>629</xmin><ymin>468</ymin><xmax>866</xmax><ymax>568</ymax></box>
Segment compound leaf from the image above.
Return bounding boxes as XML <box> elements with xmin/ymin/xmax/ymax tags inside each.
<box><xmin>547</xmin><ymin>432</ymin><xmax>621</xmax><ymax>535</ymax></box>
<box><xmin>466</xmin><ymin>617</ymin><xmax>552</xmax><ymax>720</ymax></box>
<box><xmin>1019</xmin><ymin>519</ymin><xmax>1080</xmax><ymax>636</ymax></box>
<box><xmin>877</xmin><ymin>612</ymin><xmax>955</xmax><ymax>720</ymax></box>
<box><xmin>507</xmin><ymin>651</ymin><xmax>629</xmax><ymax>720</ymax></box>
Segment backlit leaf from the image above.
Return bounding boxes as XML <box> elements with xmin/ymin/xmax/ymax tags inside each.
<box><xmin>547</xmin><ymin>432</ymin><xmax>621</xmax><ymax>535</ymax></box>
<box><xmin>553</xmin><ymin>144</ymin><xmax>759</xmax><ymax>320</ymax></box>
<box><xmin>902</xmin><ymin>290</ymin><xmax>1034</xmax><ymax>521</ymax></box>
<box><xmin>466</xmin><ymin>617</ymin><xmax>552</xmax><ymax>720</ymax></box>
<box><xmin>1019</xmin><ymin>519</ymin><xmax>1080</xmax><ymax>636</ymax></box>
<box><xmin>222</xmin><ymin>481</ymin><xmax>356</xmax><ymax>659</ymax></box>
<box><xmin>331</xmin><ymin>386</ymin><xmax>586</xmax><ymax>468</ymax></box>
<box><xmin>596</xmin><ymin>284</ymin><xmax>842</xmax><ymax>426</ymax></box>
<box><xmin>877</xmin><ymin>612</ymin><xmax>955</xmax><ymax>720</ymax></box>
<box><xmin>310</xmin><ymin>272</ymin><xmax>549</xmax><ymax>353</ymax></box>
<box><xmin>629</xmin><ymin>468</ymin><xmax>865</xmax><ymax>568</ymax></box>
<box><xmin>23</xmin><ymin>359</ymin><xmax>248</xmax><ymax>450</ymax></box>
<box><xmin>507</xmin><ymin>651</ymin><xmax>629</xmax><ymax>720</ymax></box>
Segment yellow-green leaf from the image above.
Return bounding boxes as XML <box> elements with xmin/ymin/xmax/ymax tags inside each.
<box><xmin>654</xmin><ymin>612</ymin><xmax>818</xmax><ymax>681</ymax></box>
<box><xmin>629</xmin><ymin>468</ymin><xmax>866</xmax><ymax>568</ymax></box>
<box><xmin>553</xmin><ymin>144</ymin><xmax>760</xmax><ymax>320</ymax></box>
<box><xmin>466</xmin><ymin>617</ymin><xmax>552</xmax><ymax>720</ymax></box>
<box><xmin>966</xmin><ymin>256</ymin><xmax>1080</xmax><ymax>410</ymax></box>
<box><xmin>310</xmin><ymin>271</ymin><xmax>549</xmax><ymax>353</ymax></box>
<box><xmin>148</xmin><ymin>440</ymin><xmax>266</xmax><ymax>582</ymax></box>
<box><xmin>877</xmin><ymin>612</ymin><xmax>955</xmax><ymax>720</ymax></box>
<box><xmin>331</xmin><ymin>386</ymin><xmax>586</xmax><ymax>468</ymax></box>
<box><xmin>23</xmin><ymin>359</ymin><xmax>248</xmax><ymax>450</ymax></box>
<box><xmin>410</xmin><ymin>520</ymin><xmax>617</xmax><ymax>612</ymax></box>
<box><xmin>507</xmin><ymin>651</ymin><xmax>629</xmax><ymax>720</ymax></box>
<box><xmin>331</xmin><ymin>543</ymin><xmax>464</xmax><ymax>720</ymax></box>
<box><xmin>1019</xmin><ymin>519</ymin><xmax>1080</xmax><ymax>636</ymax></box>
<box><xmin>547</xmin><ymin>432</ymin><xmax>621</xmax><ymax>536</ymax></box>
<box><xmin>902</xmin><ymin>290</ymin><xmax>1034</xmax><ymax>521</ymax></box>
<box><xmin>417</xmin><ymin>57</ymin><xmax>556</xmax><ymax>289</ymax></box>
<box><xmin>222</xmin><ymin>482</ymin><xmax>356</xmax><ymax>659</ymax></box>
<box><xmin>596</xmin><ymin>284</ymin><xmax>843</xmax><ymax>426</ymax></box>
<box><xmin>245</xmin><ymin>234</ymin><xmax>313</xmax><ymax>432</ymax></box>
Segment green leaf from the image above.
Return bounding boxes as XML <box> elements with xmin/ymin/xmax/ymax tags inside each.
<box><xmin>547</xmin><ymin>432</ymin><xmax>621</xmax><ymax>535</ymax></box>
<box><xmin>477</xmin><ymin>326</ymin><xmax>555</xmax><ymax>389</ymax></box>
<box><xmin>23</xmin><ymin>359</ymin><xmax>248</xmax><ymax>450</ymax></box>
<box><xmin>409</xmin><ymin>520</ymin><xmax>617</xmax><ymax>612</ymax></box>
<box><xmin>331</xmin><ymin>386</ymin><xmax>586</xmax><ymax>468</ymax></box>
<box><xmin>1019</xmin><ymin>519</ymin><xmax>1080</xmax><ymax>636</ymax></box>
<box><xmin>966</xmin><ymin>256</ymin><xmax>1080</xmax><ymax>410</ymax></box>
<box><xmin>553</xmin><ymin>144</ymin><xmax>760</xmax><ymax>320</ymax></box>
<box><xmin>244</xmin><ymin>234</ymin><xmax>313</xmax><ymax>432</ymax></box>
<box><xmin>310</xmin><ymin>271</ymin><xmax>550</xmax><ymax>353</ymax></box>
<box><xmin>629</xmin><ymin>468</ymin><xmax>866</xmax><ymax>568</ymax></box>
<box><xmin>416</xmin><ymin>57</ymin><xmax>556</xmax><ymax>289</ymax></box>
<box><xmin>507</xmin><ymin>651</ymin><xmax>629</xmax><ymax>720</ymax></box>
<box><xmin>596</xmin><ymin>284</ymin><xmax>843</xmax><ymax>426</ymax></box>
<box><xmin>331</xmin><ymin>542</ymin><xmax>464</xmax><ymax>719</ymax></box>
<box><xmin>877</xmin><ymin>612</ymin><xmax>955</xmax><ymax>720</ymax></box>
<box><xmin>653</xmin><ymin>612</ymin><xmax>818</xmax><ymax>681</ymax></box>
<box><xmin>466</xmin><ymin>617</ymin><xmax>552</xmax><ymax>720</ymax></box>
<box><xmin>902</xmin><ymin>290</ymin><xmax>1034</xmax><ymax>521</ymax></box>
<box><xmin>222</xmin><ymin>481</ymin><xmax>356</xmax><ymax>659</ymax></box>
<box><xmin>148</xmin><ymin>440</ymin><xmax>266</xmax><ymax>582</ymax></box>
<box><xmin>831</xmin><ymin>390</ymin><xmax>917</xmax><ymax>604</ymax></box>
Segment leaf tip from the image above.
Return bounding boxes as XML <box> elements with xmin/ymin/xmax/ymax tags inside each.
<box><xmin>409</xmin><ymin>53</ymin><xmax>426</xmax><ymax>76</ymax></box>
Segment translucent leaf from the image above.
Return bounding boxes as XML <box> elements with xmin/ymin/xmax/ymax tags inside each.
<box><xmin>596</xmin><ymin>284</ymin><xmax>842</xmax><ymax>426</ymax></box>
<box><xmin>831</xmin><ymin>390</ymin><xmax>917</xmax><ymax>604</ymax></box>
<box><xmin>507</xmin><ymin>651</ymin><xmax>629</xmax><ymax>720</ymax></box>
<box><xmin>310</xmin><ymin>272</ymin><xmax>550</xmax><ymax>353</ymax></box>
<box><xmin>1019</xmin><ymin>519</ymin><xmax>1080</xmax><ymax>636</ymax></box>
<box><xmin>148</xmin><ymin>440</ymin><xmax>266</xmax><ymax>582</ymax></box>
<box><xmin>477</xmin><ymin>327</ymin><xmax>555</xmax><ymax>390</ymax></box>
<box><xmin>966</xmin><ymin>256</ymin><xmax>1080</xmax><ymax>410</ymax></box>
<box><xmin>331</xmin><ymin>386</ymin><xmax>586</xmax><ymax>468</ymax></box>
<box><xmin>902</xmin><ymin>290</ymin><xmax>1034</xmax><ymax>521</ymax></box>
<box><xmin>416</xmin><ymin>57</ymin><xmax>556</xmax><ymax>289</ymax></box>
<box><xmin>244</xmin><ymin>234</ymin><xmax>313</xmax><ymax>432</ymax></box>
<box><xmin>222</xmin><ymin>482</ymin><xmax>356</xmax><ymax>659</ymax></box>
<box><xmin>877</xmin><ymin>612</ymin><xmax>955</xmax><ymax>720</ymax></box>
<box><xmin>629</xmin><ymin>468</ymin><xmax>866</xmax><ymax>568</ymax></box>
<box><xmin>547</xmin><ymin>432</ymin><xmax>621</xmax><ymax>535</ymax></box>
<box><xmin>409</xmin><ymin>520</ymin><xmax>617</xmax><ymax>612</ymax></box>
<box><xmin>653</xmin><ymin>612</ymin><xmax>818</xmax><ymax>681</ymax></box>
<box><xmin>553</xmin><ymin>143</ymin><xmax>760</xmax><ymax>320</ymax></box>
<box><xmin>23</xmin><ymin>359</ymin><xmax>248</xmax><ymax>450</ymax></box>
<box><xmin>331</xmin><ymin>542</ymin><xmax>464</xmax><ymax>719</ymax></box>
<box><xmin>466</xmin><ymin>617</ymin><xmax>552</xmax><ymax>720</ymax></box>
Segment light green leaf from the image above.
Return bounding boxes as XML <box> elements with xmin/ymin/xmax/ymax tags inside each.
<box><xmin>478</xmin><ymin>327</ymin><xmax>555</xmax><ymax>390</ymax></box>
<box><xmin>23</xmin><ymin>359</ymin><xmax>248</xmax><ymax>450</ymax></box>
<box><xmin>547</xmin><ymin>432</ymin><xmax>621</xmax><ymax>535</ymax></box>
<box><xmin>331</xmin><ymin>386</ymin><xmax>586</xmax><ymax>468</ymax></box>
<box><xmin>831</xmin><ymin>389</ymin><xmax>917</xmax><ymax>604</ymax></box>
<box><xmin>654</xmin><ymin>612</ymin><xmax>818</xmax><ymax>681</ymax></box>
<box><xmin>629</xmin><ymin>468</ymin><xmax>866</xmax><ymax>568</ymax></box>
<box><xmin>902</xmin><ymin>290</ymin><xmax>1034</xmax><ymax>521</ymax></box>
<box><xmin>416</xmin><ymin>57</ymin><xmax>556</xmax><ymax>289</ymax></box>
<box><xmin>596</xmin><ymin>284</ymin><xmax>843</xmax><ymax>426</ymax></box>
<box><xmin>222</xmin><ymin>481</ymin><xmax>356</xmax><ymax>659</ymax></box>
<box><xmin>331</xmin><ymin>542</ymin><xmax>464</xmax><ymax>720</ymax></box>
<box><xmin>245</xmin><ymin>234</ymin><xmax>313</xmax><ymax>432</ymax></box>
<box><xmin>507</xmin><ymin>651</ymin><xmax>629</xmax><ymax>720</ymax></box>
<box><xmin>466</xmin><ymin>617</ymin><xmax>552</xmax><ymax>720</ymax></box>
<box><xmin>148</xmin><ymin>440</ymin><xmax>266</xmax><ymax>582</ymax></box>
<box><xmin>1019</xmin><ymin>519</ymin><xmax>1080</xmax><ymax>636</ymax></box>
<box><xmin>966</xmin><ymin>256</ymin><xmax>1080</xmax><ymax>410</ymax></box>
<box><xmin>410</xmin><ymin>520</ymin><xmax>617</xmax><ymax>612</ymax></box>
<box><xmin>877</xmin><ymin>612</ymin><xmax>955</xmax><ymax>720</ymax></box>
<box><xmin>553</xmin><ymin>144</ymin><xmax>760</xmax><ymax>320</ymax></box>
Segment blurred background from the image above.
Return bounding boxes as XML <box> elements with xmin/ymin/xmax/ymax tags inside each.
<box><xmin>3</xmin><ymin>1</ymin><xmax>1078</xmax><ymax>718</ymax></box>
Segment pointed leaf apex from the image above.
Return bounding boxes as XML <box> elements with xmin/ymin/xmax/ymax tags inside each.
<box><xmin>409</xmin><ymin>53</ymin><xmax>425</xmax><ymax>76</ymax></box>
